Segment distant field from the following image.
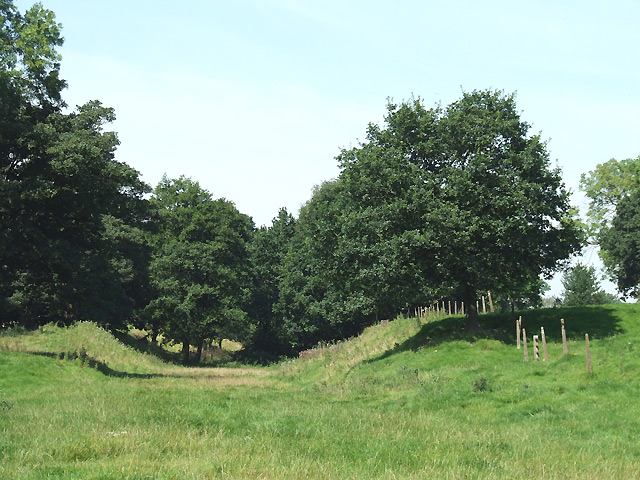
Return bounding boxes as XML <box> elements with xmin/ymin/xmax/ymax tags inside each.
<box><xmin>1</xmin><ymin>304</ymin><xmax>639</xmax><ymax>479</ymax></box>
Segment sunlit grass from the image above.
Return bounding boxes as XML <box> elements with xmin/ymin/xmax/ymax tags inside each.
<box><xmin>1</xmin><ymin>304</ymin><xmax>639</xmax><ymax>478</ymax></box>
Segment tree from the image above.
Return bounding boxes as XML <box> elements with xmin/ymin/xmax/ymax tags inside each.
<box><xmin>580</xmin><ymin>156</ymin><xmax>640</xmax><ymax>289</ymax></box>
<box><xmin>246</xmin><ymin>208</ymin><xmax>296</xmax><ymax>356</ymax></box>
<box><xmin>273</xmin><ymin>91</ymin><xmax>582</xmax><ymax>350</ymax></box>
<box><xmin>561</xmin><ymin>263</ymin><xmax>617</xmax><ymax>306</ymax></box>
<box><xmin>600</xmin><ymin>191</ymin><xmax>640</xmax><ymax>298</ymax></box>
<box><xmin>1</xmin><ymin>2</ymin><xmax>150</xmax><ymax>328</ymax></box>
<box><xmin>275</xmin><ymin>180</ymin><xmax>352</xmax><ymax>351</ymax></box>
<box><xmin>580</xmin><ymin>156</ymin><xmax>640</xmax><ymax>239</ymax></box>
<box><xmin>337</xmin><ymin>91</ymin><xmax>582</xmax><ymax>330</ymax></box>
<box><xmin>147</xmin><ymin>176</ymin><xmax>254</xmax><ymax>363</ymax></box>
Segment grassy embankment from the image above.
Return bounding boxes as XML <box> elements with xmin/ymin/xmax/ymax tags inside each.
<box><xmin>1</xmin><ymin>304</ymin><xmax>639</xmax><ymax>479</ymax></box>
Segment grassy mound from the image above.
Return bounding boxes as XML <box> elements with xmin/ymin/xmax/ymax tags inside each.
<box><xmin>1</xmin><ymin>304</ymin><xmax>639</xmax><ymax>479</ymax></box>
<box><xmin>0</xmin><ymin>322</ymin><xmax>168</xmax><ymax>375</ymax></box>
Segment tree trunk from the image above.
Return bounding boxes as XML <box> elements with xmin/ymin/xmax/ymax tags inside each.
<box><xmin>464</xmin><ymin>282</ymin><xmax>481</xmax><ymax>331</ymax></box>
<box><xmin>510</xmin><ymin>297</ymin><xmax>516</xmax><ymax>323</ymax></box>
<box><xmin>151</xmin><ymin>325</ymin><xmax>159</xmax><ymax>346</ymax></box>
<box><xmin>182</xmin><ymin>339</ymin><xmax>190</xmax><ymax>364</ymax></box>
<box><xmin>194</xmin><ymin>340</ymin><xmax>203</xmax><ymax>364</ymax></box>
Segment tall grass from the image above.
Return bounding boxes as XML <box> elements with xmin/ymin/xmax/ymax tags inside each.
<box><xmin>1</xmin><ymin>304</ymin><xmax>639</xmax><ymax>479</ymax></box>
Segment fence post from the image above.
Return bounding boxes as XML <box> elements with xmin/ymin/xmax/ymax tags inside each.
<box><xmin>533</xmin><ymin>335</ymin><xmax>540</xmax><ymax>361</ymax></box>
<box><xmin>541</xmin><ymin>327</ymin><xmax>548</xmax><ymax>361</ymax></box>
<box><xmin>516</xmin><ymin>317</ymin><xmax>521</xmax><ymax>349</ymax></box>
<box><xmin>461</xmin><ymin>302</ymin><xmax>465</xmax><ymax>315</ymax></box>
<box><xmin>585</xmin><ymin>334</ymin><xmax>593</xmax><ymax>373</ymax></box>
<box><xmin>448</xmin><ymin>300</ymin><xmax>452</xmax><ymax>315</ymax></box>
<box><xmin>454</xmin><ymin>301</ymin><xmax>458</xmax><ymax>315</ymax></box>
<box><xmin>482</xmin><ymin>296</ymin><xmax>486</xmax><ymax>314</ymax></box>
<box><xmin>488</xmin><ymin>291</ymin><xmax>494</xmax><ymax>313</ymax></box>
<box><xmin>561</xmin><ymin>318</ymin><xmax>568</xmax><ymax>355</ymax></box>
<box><xmin>523</xmin><ymin>328</ymin><xmax>529</xmax><ymax>362</ymax></box>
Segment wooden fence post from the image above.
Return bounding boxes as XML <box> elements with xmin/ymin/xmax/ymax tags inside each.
<box><xmin>541</xmin><ymin>327</ymin><xmax>548</xmax><ymax>361</ymax></box>
<box><xmin>488</xmin><ymin>291</ymin><xmax>494</xmax><ymax>313</ymax></box>
<box><xmin>482</xmin><ymin>296</ymin><xmax>486</xmax><ymax>314</ymax></box>
<box><xmin>523</xmin><ymin>328</ymin><xmax>529</xmax><ymax>362</ymax></box>
<box><xmin>585</xmin><ymin>334</ymin><xmax>593</xmax><ymax>373</ymax></box>
<box><xmin>533</xmin><ymin>335</ymin><xmax>540</xmax><ymax>361</ymax></box>
<box><xmin>516</xmin><ymin>317</ymin><xmax>521</xmax><ymax>349</ymax></box>
<box><xmin>454</xmin><ymin>301</ymin><xmax>458</xmax><ymax>315</ymax></box>
<box><xmin>448</xmin><ymin>301</ymin><xmax>452</xmax><ymax>315</ymax></box>
<box><xmin>561</xmin><ymin>318</ymin><xmax>568</xmax><ymax>355</ymax></box>
<box><xmin>461</xmin><ymin>302</ymin><xmax>465</xmax><ymax>315</ymax></box>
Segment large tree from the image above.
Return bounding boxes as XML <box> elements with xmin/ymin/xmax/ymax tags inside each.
<box><xmin>1</xmin><ymin>2</ymin><xmax>150</xmax><ymax>328</ymax></box>
<box><xmin>338</xmin><ymin>91</ymin><xmax>582</xmax><ymax>330</ymax></box>
<box><xmin>276</xmin><ymin>91</ymin><xmax>582</xmax><ymax>344</ymax></box>
<box><xmin>580</xmin><ymin>156</ymin><xmax>640</xmax><ymax>288</ymax></box>
<box><xmin>147</xmin><ymin>176</ymin><xmax>254</xmax><ymax>363</ymax></box>
<box><xmin>580</xmin><ymin>156</ymin><xmax>640</xmax><ymax>238</ymax></box>
<box><xmin>600</xmin><ymin>191</ymin><xmax>640</xmax><ymax>298</ymax></box>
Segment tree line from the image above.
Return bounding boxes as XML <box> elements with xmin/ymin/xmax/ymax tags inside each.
<box><xmin>2</xmin><ymin>2</ymin><xmax>638</xmax><ymax>362</ymax></box>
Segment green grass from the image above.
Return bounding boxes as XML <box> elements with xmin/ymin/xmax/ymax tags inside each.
<box><xmin>1</xmin><ymin>304</ymin><xmax>640</xmax><ymax>478</ymax></box>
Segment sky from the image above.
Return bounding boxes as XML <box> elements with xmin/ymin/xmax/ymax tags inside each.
<box><xmin>14</xmin><ymin>0</ymin><xmax>640</xmax><ymax>296</ymax></box>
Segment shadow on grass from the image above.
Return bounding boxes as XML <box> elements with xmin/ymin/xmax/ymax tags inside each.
<box><xmin>371</xmin><ymin>305</ymin><xmax>627</xmax><ymax>362</ymax></box>
<box><xmin>12</xmin><ymin>349</ymin><xmax>250</xmax><ymax>380</ymax></box>
<box><xmin>112</xmin><ymin>331</ymin><xmax>181</xmax><ymax>364</ymax></box>
<box><xmin>112</xmin><ymin>331</ymin><xmax>240</xmax><ymax>368</ymax></box>
<box><xmin>22</xmin><ymin>350</ymin><xmax>166</xmax><ymax>378</ymax></box>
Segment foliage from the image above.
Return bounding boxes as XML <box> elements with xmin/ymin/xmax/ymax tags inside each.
<box><xmin>275</xmin><ymin>180</ymin><xmax>347</xmax><ymax>351</ymax></box>
<box><xmin>0</xmin><ymin>2</ymin><xmax>150</xmax><ymax>329</ymax></box>
<box><xmin>600</xmin><ymin>191</ymin><xmax>640</xmax><ymax>297</ymax></box>
<box><xmin>580</xmin><ymin>156</ymin><xmax>640</xmax><ymax>296</ymax></box>
<box><xmin>246</xmin><ymin>208</ymin><xmax>296</xmax><ymax>356</ymax></box>
<box><xmin>491</xmin><ymin>279</ymin><xmax>550</xmax><ymax>313</ymax></box>
<box><xmin>146</xmin><ymin>176</ymin><xmax>254</xmax><ymax>363</ymax></box>
<box><xmin>560</xmin><ymin>263</ymin><xmax>618</xmax><ymax>306</ymax></box>
<box><xmin>276</xmin><ymin>90</ymin><xmax>582</xmax><ymax>349</ymax></box>
<box><xmin>580</xmin><ymin>155</ymin><xmax>640</xmax><ymax>240</ymax></box>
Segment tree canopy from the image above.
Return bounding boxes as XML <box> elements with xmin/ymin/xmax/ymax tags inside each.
<box><xmin>247</xmin><ymin>207</ymin><xmax>296</xmax><ymax>356</ymax></box>
<box><xmin>560</xmin><ymin>263</ymin><xmax>617</xmax><ymax>306</ymax></box>
<box><xmin>580</xmin><ymin>156</ymin><xmax>640</xmax><ymax>296</ymax></box>
<box><xmin>272</xmin><ymin>90</ymin><xmax>582</xmax><ymax>351</ymax></box>
<box><xmin>146</xmin><ymin>176</ymin><xmax>254</xmax><ymax>363</ymax></box>
<box><xmin>1</xmin><ymin>2</ymin><xmax>149</xmax><ymax>329</ymax></box>
<box><xmin>600</xmin><ymin>190</ymin><xmax>640</xmax><ymax>298</ymax></box>
<box><xmin>338</xmin><ymin>91</ymin><xmax>581</xmax><ymax>330</ymax></box>
<box><xmin>580</xmin><ymin>156</ymin><xmax>640</xmax><ymax>236</ymax></box>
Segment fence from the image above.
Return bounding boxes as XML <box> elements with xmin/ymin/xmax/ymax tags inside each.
<box><xmin>519</xmin><ymin>317</ymin><xmax>594</xmax><ymax>373</ymax></box>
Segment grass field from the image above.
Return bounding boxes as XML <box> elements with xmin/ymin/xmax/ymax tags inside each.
<box><xmin>1</xmin><ymin>304</ymin><xmax>639</xmax><ymax>479</ymax></box>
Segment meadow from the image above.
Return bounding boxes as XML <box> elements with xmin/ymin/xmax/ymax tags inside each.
<box><xmin>1</xmin><ymin>304</ymin><xmax>639</xmax><ymax>479</ymax></box>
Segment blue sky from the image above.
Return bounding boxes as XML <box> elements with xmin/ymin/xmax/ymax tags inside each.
<box><xmin>15</xmin><ymin>0</ymin><xmax>640</xmax><ymax>295</ymax></box>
